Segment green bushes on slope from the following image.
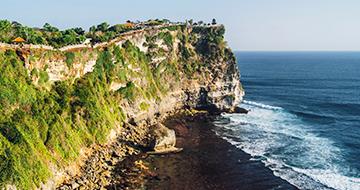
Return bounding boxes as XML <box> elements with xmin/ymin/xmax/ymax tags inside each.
<box><xmin>193</xmin><ymin>25</ymin><xmax>226</xmax><ymax>58</ymax></box>
<box><xmin>0</xmin><ymin>38</ymin><xmax>174</xmax><ymax>188</ymax></box>
<box><xmin>0</xmin><ymin>48</ymin><xmax>125</xmax><ymax>188</ymax></box>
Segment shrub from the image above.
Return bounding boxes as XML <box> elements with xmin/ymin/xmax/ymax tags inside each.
<box><xmin>139</xmin><ymin>102</ymin><xmax>150</xmax><ymax>111</ymax></box>
<box><xmin>117</xmin><ymin>82</ymin><xmax>136</xmax><ymax>102</ymax></box>
<box><xmin>65</xmin><ymin>52</ymin><xmax>75</xmax><ymax>68</ymax></box>
<box><xmin>158</xmin><ymin>32</ymin><xmax>173</xmax><ymax>47</ymax></box>
<box><xmin>38</xmin><ymin>71</ymin><xmax>49</xmax><ymax>84</ymax></box>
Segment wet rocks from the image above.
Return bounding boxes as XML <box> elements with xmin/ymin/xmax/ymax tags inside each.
<box><xmin>57</xmin><ymin>125</ymin><xmax>146</xmax><ymax>190</ymax></box>
<box><xmin>106</xmin><ymin>154</ymin><xmax>156</xmax><ymax>190</ymax></box>
<box><xmin>232</xmin><ymin>106</ymin><xmax>249</xmax><ymax>114</ymax></box>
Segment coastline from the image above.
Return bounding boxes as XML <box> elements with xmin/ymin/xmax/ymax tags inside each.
<box><xmin>107</xmin><ymin>113</ymin><xmax>298</xmax><ymax>190</ymax></box>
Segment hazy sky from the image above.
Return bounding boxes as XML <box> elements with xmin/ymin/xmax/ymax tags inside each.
<box><xmin>1</xmin><ymin>0</ymin><xmax>360</xmax><ymax>51</ymax></box>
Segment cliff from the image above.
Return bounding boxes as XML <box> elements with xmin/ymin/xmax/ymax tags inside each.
<box><xmin>0</xmin><ymin>22</ymin><xmax>244</xmax><ymax>189</ymax></box>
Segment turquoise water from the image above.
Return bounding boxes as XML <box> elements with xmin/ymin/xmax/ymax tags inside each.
<box><xmin>214</xmin><ymin>52</ymin><xmax>360</xmax><ymax>190</ymax></box>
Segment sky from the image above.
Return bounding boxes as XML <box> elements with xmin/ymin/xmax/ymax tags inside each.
<box><xmin>1</xmin><ymin>0</ymin><xmax>360</xmax><ymax>51</ymax></box>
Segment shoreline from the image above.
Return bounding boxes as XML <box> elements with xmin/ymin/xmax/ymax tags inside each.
<box><xmin>107</xmin><ymin>113</ymin><xmax>298</xmax><ymax>190</ymax></box>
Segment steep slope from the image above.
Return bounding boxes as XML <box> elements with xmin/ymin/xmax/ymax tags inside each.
<box><xmin>0</xmin><ymin>23</ymin><xmax>244</xmax><ymax>189</ymax></box>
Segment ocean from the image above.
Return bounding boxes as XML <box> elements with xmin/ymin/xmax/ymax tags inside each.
<box><xmin>214</xmin><ymin>52</ymin><xmax>360</xmax><ymax>190</ymax></box>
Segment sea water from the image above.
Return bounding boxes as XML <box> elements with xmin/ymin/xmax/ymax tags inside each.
<box><xmin>214</xmin><ymin>52</ymin><xmax>360</xmax><ymax>190</ymax></box>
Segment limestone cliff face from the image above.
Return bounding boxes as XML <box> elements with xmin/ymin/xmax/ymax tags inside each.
<box><xmin>184</xmin><ymin>50</ymin><xmax>244</xmax><ymax>112</ymax></box>
<box><xmin>116</xmin><ymin>25</ymin><xmax>244</xmax><ymax>124</ymax></box>
<box><xmin>27</xmin><ymin>24</ymin><xmax>244</xmax><ymax>120</ymax></box>
<box><xmin>0</xmin><ymin>23</ymin><xmax>244</xmax><ymax>189</ymax></box>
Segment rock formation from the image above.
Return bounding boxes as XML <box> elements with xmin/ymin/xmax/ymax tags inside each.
<box><xmin>0</xmin><ymin>22</ymin><xmax>244</xmax><ymax>189</ymax></box>
<box><xmin>148</xmin><ymin>123</ymin><xmax>181</xmax><ymax>154</ymax></box>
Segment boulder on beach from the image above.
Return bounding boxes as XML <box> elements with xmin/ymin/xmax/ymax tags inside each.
<box><xmin>149</xmin><ymin>123</ymin><xmax>182</xmax><ymax>154</ymax></box>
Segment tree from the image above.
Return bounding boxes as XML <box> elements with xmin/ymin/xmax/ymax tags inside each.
<box><xmin>109</xmin><ymin>24</ymin><xmax>127</xmax><ymax>33</ymax></box>
<box><xmin>25</xmin><ymin>29</ymin><xmax>47</xmax><ymax>44</ymax></box>
<box><xmin>162</xmin><ymin>19</ymin><xmax>171</xmax><ymax>24</ymax></box>
<box><xmin>0</xmin><ymin>20</ymin><xmax>12</xmax><ymax>42</ymax></box>
<box><xmin>189</xmin><ymin>19</ymin><xmax>194</xmax><ymax>26</ymax></box>
<box><xmin>89</xmin><ymin>26</ymin><xmax>96</xmax><ymax>33</ymax></box>
<box><xmin>96</xmin><ymin>22</ymin><xmax>109</xmax><ymax>32</ymax></box>
<box><xmin>212</xmin><ymin>18</ymin><xmax>217</xmax><ymax>25</ymax></box>
<box><xmin>43</xmin><ymin>23</ymin><xmax>59</xmax><ymax>32</ymax></box>
<box><xmin>0</xmin><ymin>20</ymin><xmax>12</xmax><ymax>31</ymax></box>
<box><xmin>73</xmin><ymin>27</ymin><xmax>85</xmax><ymax>35</ymax></box>
<box><xmin>11</xmin><ymin>21</ymin><xmax>22</xmax><ymax>28</ymax></box>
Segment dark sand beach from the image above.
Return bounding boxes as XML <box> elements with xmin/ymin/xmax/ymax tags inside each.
<box><xmin>109</xmin><ymin>114</ymin><xmax>298</xmax><ymax>190</ymax></box>
<box><xmin>144</xmin><ymin>115</ymin><xmax>298</xmax><ymax>190</ymax></box>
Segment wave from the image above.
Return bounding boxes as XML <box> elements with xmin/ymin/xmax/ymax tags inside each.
<box><xmin>214</xmin><ymin>100</ymin><xmax>360</xmax><ymax>190</ymax></box>
<box><xmin>242</xmin><ymin>100</ymin><xmax>283</xmax><ymax>110</ymax></box>
<box><xmin>293</xmin><ymin>168</ymin><xmax>360</xmax><ymax>190</ymax></box>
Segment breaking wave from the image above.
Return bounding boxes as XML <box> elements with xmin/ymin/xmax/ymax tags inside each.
<box><xmin>214</xmin><ymin>100</ymin><xmax>360</xmax><ymax>190</ymax></box>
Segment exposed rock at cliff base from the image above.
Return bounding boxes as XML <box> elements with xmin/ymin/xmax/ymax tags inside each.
<box><xmin>232</xmin><ymin>106</ymin><xmax>249</xmax><ymax>114</ymax></box>
<box><xmin>148</xmin><ymin>123</ymin><xmax>182</xmax><ymax>154</ymax></box>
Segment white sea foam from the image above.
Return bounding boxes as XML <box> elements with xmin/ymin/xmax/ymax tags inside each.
<box><xmin>293</xmin><ymin>168</ymin><xmax>360</xmax><ymax>190</ymax></box>
<box><xmin>243</xmin><ymin>100</ymin><xmax>283</xmax><ymax>110</ymax></box>
<box><xmin>214</xmin><ymin>100</ymin><xmax>360</xmax><ymax>190</ymax></box>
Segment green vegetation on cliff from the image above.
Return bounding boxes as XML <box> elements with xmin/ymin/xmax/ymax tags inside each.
<box><xmin>0</xmin><ymin>19</ymin><xmax>173</xmax><ymax>47</ymax></box>
<box><xmin>0</xmin><ymin>20</ymin><xmax>232</xmax><ymax>189</ymax></box>
<box><xmin>0</xmin><ymin>20</ymin><xmax>87</xmax><ymax>48</ymax></box>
